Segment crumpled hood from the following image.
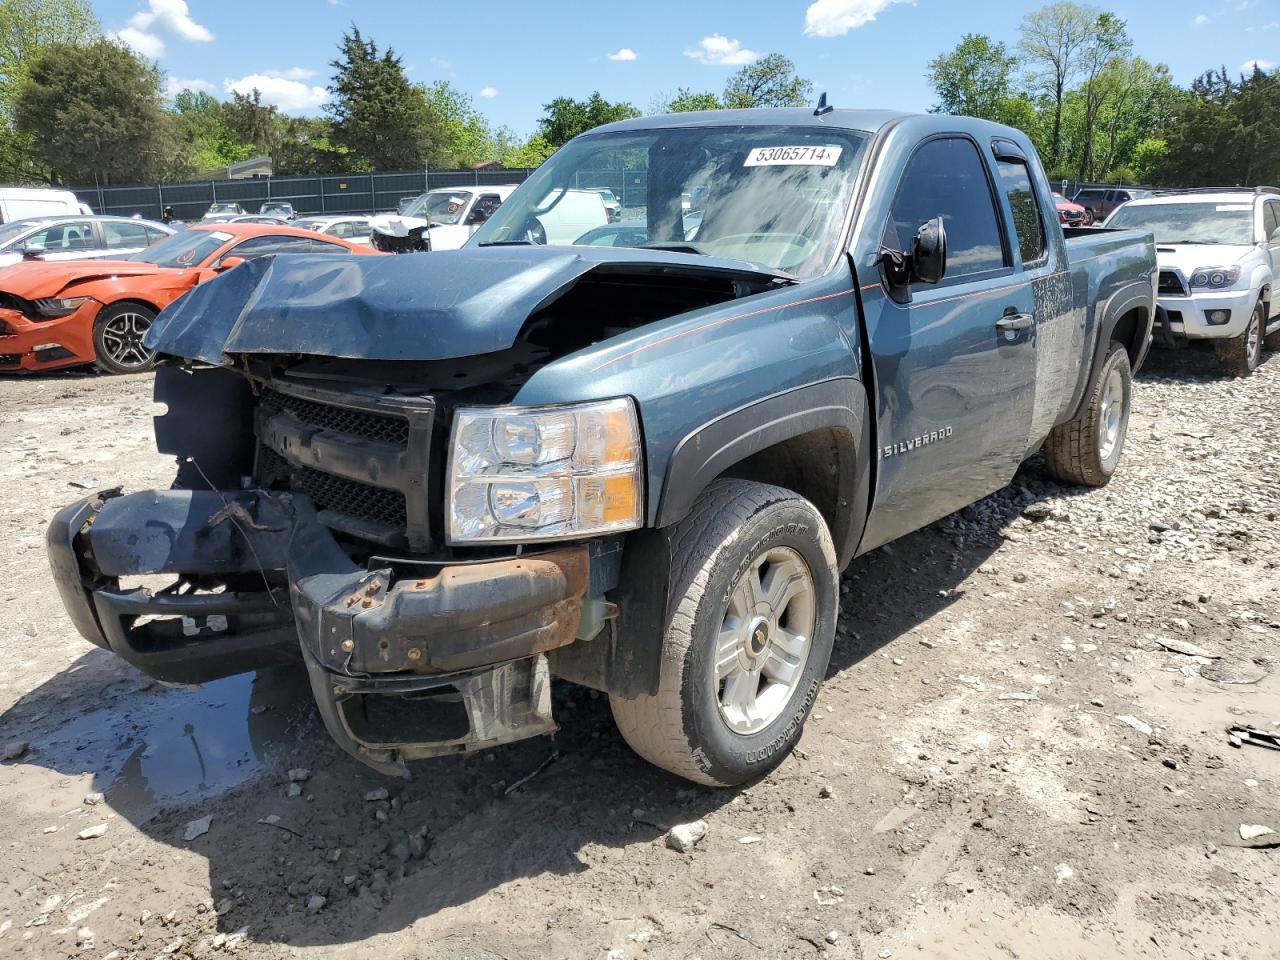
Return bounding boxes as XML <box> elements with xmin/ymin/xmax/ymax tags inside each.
<box><xmin>145</xmin><ymin>245</ymin><xmax>787</xmax><ymax>365</ymax></box>
<box><xmin>0</xmin><ymin>258</ymin><xmax>172</xmax><ymax>298</ymax></box>
<box><xmin>1155</xmin><ymin>243</ymin><xmax>1257</xmax><ymax>278</ymax></box>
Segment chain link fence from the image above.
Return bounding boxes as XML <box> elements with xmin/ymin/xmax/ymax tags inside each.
<box><xmin>70</xmin><ymin>168</ymin><xmax>536</xmax><ymax>222</ymax></box>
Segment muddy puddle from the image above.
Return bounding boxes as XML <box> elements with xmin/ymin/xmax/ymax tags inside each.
<box><xmin>11</xmin><ymin>665</ymin><xmax>316</xmax><ymax>818</ymax></box>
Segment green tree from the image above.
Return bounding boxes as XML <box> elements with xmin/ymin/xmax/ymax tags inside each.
<box><xmin>927</xmin><ymin>34</ymin><xmax>1020</xmax><ymax>120</ymax></box>
<box><xmin>659</xmin><ymin>88</ymin><xmax>721</xmax><ymax>112</ymax></box>
<box><xmin>537</xmin><ymin>92</ymin><xmax>638</xmax><ymax>148</ymax></box>
<box><xmin>172</xmin><ymin>89</ymin><xmax>253</xmax><ymax>174</ymax></box>
<box><xmin>15</xmin><ymin>37</ymin><xmax>180</xmax><ymax>184</ymax></box>
<box><xmin>1019</xmin><ymin>2</ymin><xmax>1098</xmax><ymax>168</ymax></box>
<box><xmin>274</xmin><ymin>115</ymin><xmax>350</xmax><ymax>175</ymax></box>
<box><xmin>0</xmin><ymin>0</ymin><xmax>99</xmax><ymax>181</ymax></box>
<box><xmin>326</xmin><ymin>25</ymin><xmax>440</xmax><ymax>169</ymax></box>
<box><xmin>226</xmin><ymin>88</ymin><xmax>279</xmax><ymax>159</ymax></box>
<box><xmin>1075</xmin><ymin>11</ymin><xmax>1131</xmax><ymax>178</ymax></box>
<box><xmin>722</xmin><ymin>53</ymin><xmax>813</xmax><ymax>108</ymax></box>
<box><xmin>423</xmin><ymin>80</ymin><xmax>496</xmax><ymax>166</ymax></box>
<box><xmin>495</xmin><ymin>131</ymin><xmax>556</xmax><ymax>168</ymax></box>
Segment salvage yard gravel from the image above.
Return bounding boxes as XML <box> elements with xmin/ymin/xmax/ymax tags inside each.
<box><xmin>1</xmin><ymin>343</ymin><xmax>1278</xmax><ymax>957</ymax></box>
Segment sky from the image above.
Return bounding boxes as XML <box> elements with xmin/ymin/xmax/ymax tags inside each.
<box><xmin>90</xmin><ymin>0</ymin><xmax>1280</xmax><ymax>134</ymax></box>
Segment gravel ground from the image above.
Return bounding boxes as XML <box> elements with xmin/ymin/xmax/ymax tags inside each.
<box><xmin>1</xmin><ymin>342</ymin><xmax>1278</xmax><ymax>960</ymax></box>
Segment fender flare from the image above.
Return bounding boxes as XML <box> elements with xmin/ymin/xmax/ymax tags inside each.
<box><xmin>655</xmin><ymin>377</ymin><xmax>870</xmax><ymax>567</ymax></box>
<box><xmin>1072</xmin><ymin>280</ymin><xmax>1153</xmax><ymax>419</ymax></box>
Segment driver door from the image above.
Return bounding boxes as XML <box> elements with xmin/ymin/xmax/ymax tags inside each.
<box><xmin>859</xmin><ymin>135</ymin><xmax>1038</xmax><ymax>550</ymax></box>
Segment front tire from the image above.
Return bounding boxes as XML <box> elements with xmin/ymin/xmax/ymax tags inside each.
<box><xmin>1042</xmin><ymin>340</ymin><xmax>1132</xmax><ymax>487</ymax></box>
<box><xmin>93</xmin><ymin>302</ymin><xmax>158</xmax><ymax>375</ymax></box>
<box><xmin>1214</xmin><ymin>300</ymin><xmax>1264</xmax><ymax>377</ymax></box>
<box><xmin>609</xmin><ymin>480</ymin><xmax>838</xmax><ymax>786</ymax></box>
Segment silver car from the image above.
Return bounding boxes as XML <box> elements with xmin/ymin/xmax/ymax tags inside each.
<box><xmin>0</xmin><ymin>215</ymin><xmax>175</xmax><ymax>268</ymax></box>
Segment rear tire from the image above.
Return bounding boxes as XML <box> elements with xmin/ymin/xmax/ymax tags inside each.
<box><xmin>1042</xmin><ymin>340</ymin><xmax>1132</xmax><ymax>487</ymax></box>
<box><xmin>609</xmin><ymin>480</ymin><xmax>838</xmax><ymax>786</ymax></box>
<box><xmin>1214</xmin><ymin>300</ymin><xmax>1263</xmax><ymax>378</ymax></box>
<box><xmin>93</xmin><ymin>302</ymin><xmax>158</xmax><ymax>375</ymax></box>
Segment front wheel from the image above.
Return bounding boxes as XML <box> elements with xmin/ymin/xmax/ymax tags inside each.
<box><xmin>609</xmin><ymin>480</ymin><xmax>838</xmax><ymax>786</ymax></box>
<box><xmin>1216</xmin><ymin>300</ymin><xmax>1265</xmax><ymax>377</ymax></box>
<box><xmin>1042</xmin><ymin>340</ymin><xmax>1132</xmax><ymax>487</ymax></box>
<box><xmin>93</xmin><ymin>302</ymin><xmax>158</xmax><ymax>375</ymax></box>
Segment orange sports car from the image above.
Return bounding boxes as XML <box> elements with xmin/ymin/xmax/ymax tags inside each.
<box><xmin>0</xmin><ymin>223</ymin><xmax>381</xmax><ymax>374</ymax></box>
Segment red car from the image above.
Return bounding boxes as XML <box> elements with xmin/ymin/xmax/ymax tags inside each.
<box><xmin>0</xmin><ymin>223</ymin><xmax>380</xmax><ymax>375</ymax></box>
<box><xmin>1052</xmin><ymin>192</ymin><xmax>1088</xmax><ymax>226</ymax></box>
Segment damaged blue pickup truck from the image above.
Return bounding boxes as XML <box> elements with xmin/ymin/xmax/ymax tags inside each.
<box><xmin>47</xmin><ymin>109</ymin><xmax>1157</xmax><ymax>786</ymax></box>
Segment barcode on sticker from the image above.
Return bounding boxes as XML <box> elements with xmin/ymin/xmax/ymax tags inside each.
<box><xmin>744</xmin><ymin>145</ymin><xmax>843</xmax><ymax>167</ymax></box>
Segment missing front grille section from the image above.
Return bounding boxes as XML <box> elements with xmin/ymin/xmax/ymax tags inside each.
<box><xmin>260</xmin><ymin>388</ymin><xmax>411</xmax><ymax>446</ymax></box>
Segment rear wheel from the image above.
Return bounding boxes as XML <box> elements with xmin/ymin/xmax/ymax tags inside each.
<box><xmin>1214</xmin><ymin>300</ymin><xmax>1263</xmax><ymax>378</ymax></box>
<box><xmin>93</xmin><ymin>302</ymin><xmax>158</xmax><ymax>375</ymax></box>
<box><xmin>609</xmin><ymin>480</ymin><xmax>838</xmax><ymax>786</ymax></box>
<box><xmin>1042</xmin><ymin>340</ymin><xmax>1132</xmax><ymax>487</ymax></box>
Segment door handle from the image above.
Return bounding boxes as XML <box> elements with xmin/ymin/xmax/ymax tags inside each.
<box><xmin>996</xmin><ymin>313</ymin><xmax>1034</xmax><ymax>331</ymax></box>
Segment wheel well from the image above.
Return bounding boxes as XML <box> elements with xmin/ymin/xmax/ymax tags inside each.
<box><xmin>100</xmin><ymin>297</ymin><xmax>161</xmax><ymax>317</ymax></box>
<box><xmin>713</xmin><ymin>427</ymin><xmax>856</xmax><ymax>557</ymax></box>
<box><xmin>1110</xmin><ymin>306</ymin><xmax>1144</xmax><ymax>368</ymax></box>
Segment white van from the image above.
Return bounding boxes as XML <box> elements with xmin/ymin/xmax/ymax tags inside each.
<box><xmin>0</xmin><ymin>187</ymin><xmax>89</xmax><ymax>224</ymax></box>
<box><xmin>536</xmin><ymin>188</ymin><xmax>611</xmax><ymax>244</ymax></box>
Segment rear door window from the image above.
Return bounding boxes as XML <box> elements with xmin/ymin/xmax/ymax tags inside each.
<box><xmin>103</xmin><ymin>220</ymin><xmax>151</xmax><ymax>249</ymax></box>
<box><xmin>1262</xmin><ymin>201</ymin><xmax>1279</xmax><ymax>243</ymax></box>
<box><xmin>883</xmin><ymin>137</ymin><xmax>1007</xmax><ymax>282</ymax></box>
<box><xmin>996</xmin><ymin>159</ymin><xmax>1046</xmax><ymax>265</ymax></box>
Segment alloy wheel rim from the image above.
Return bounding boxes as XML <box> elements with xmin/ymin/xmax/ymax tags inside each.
<box><xmin>100</xmin><ymin>312</ymin><xmax>154</xmax><ymax>369</ymax></box>
<box><xmin>1098</xmin><ymin>366</ymin><xmax>1127</xmax><ymax>465</ymax></box>
<box><xmin>715</xmin><ymin>545</ymin><xmax>816</xmax><ymax>735</ymax></box>
<box><xmin>1247</xmin><ymin>311</ymin><xmax>1261</xmax><ymax>368</ymax></box>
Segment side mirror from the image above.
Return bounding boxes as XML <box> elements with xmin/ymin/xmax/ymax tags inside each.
<box><xmin>467</xmin><ymin>206</ymin><xmax>490</xmax><ymax>226</ymax></box>
<box><xmin>21</xmin><ymin>243</ymin><xmax>46</xmax><ymax>261</ymax></box>
<box><xmin>878</xmin><ymin>217</ymin><xmax>947</xmax><ymax>303</ymax></box>
<box><xmin>216</xmin><ymin>256</ymin><xmax>245</xmax><ymax>272</ymax></box>
<box><xmin>911</xmin><ymin>217</ymin><xmax>947</xmax><ymax>285</ymax></box>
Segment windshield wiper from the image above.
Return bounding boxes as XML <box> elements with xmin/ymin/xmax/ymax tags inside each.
<box><xmin>639</xmin><ymin>241</ymin><xmax>714</xmax><ymax>256</ymax></box>
<box><xmin>1164</xmin><ymin>238</ymin><xmax>1218</xmax><ymax>244</ymax></box>
<box><xmin>477</xmin><ymin>239</ymin><xmax>535</xmax><ymax>246</ymax></box>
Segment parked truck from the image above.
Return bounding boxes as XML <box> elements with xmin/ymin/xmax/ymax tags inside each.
<box><xmin>46</xmin><ymin>109</ymin><xmax>1157</xmax><ymax>786</ymax></box>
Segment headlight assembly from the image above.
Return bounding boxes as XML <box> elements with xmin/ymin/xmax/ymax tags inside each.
<box><xmin>33</xmin><ymin>296</ymin><xmax>94</xmax><ymax>318</ymax></box>
<box><xmin>1189</xmin><ymin>266</ymin><xmax>1241</xmax><ymax>289</ymax></box>
<box><xmin>446</xmin><ymin>397</ymin><xmax>643</xmax><ymax>544</ymax></box>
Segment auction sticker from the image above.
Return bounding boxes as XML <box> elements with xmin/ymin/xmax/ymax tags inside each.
<box><xmin>744</xmin><ymin>145</ymin><xmax>843</xmax><ymax>167</ymax></box>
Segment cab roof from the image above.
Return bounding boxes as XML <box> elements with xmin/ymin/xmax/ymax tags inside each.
<box><xmin>595</xmin><ymin>107</ymin><xmax>914</xmax><ymax>137</ymax></box>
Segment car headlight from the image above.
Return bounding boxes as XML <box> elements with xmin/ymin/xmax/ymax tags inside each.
<box><xmin>33</xmin><ymin>296</ymin><xmax>94</xmax><ymax>318</ymax></box>
<box><xmin>1189</xmin><ymin>266</ymin><xmax>1241</xmax><ymax>288</ymax></box>
<box><xmin>447</xmin><ymin>397</ymin><xmax>644</xmax><ymax>544</ymax></box>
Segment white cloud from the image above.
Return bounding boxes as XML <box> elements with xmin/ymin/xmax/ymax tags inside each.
<box><xmin>479</xmin><ymin>86</ymin><xmax>499</xmax><ymax>98</ymax></box>
<box><xmin>224</xmin><ymin>73</ymin><xmax>328</xmax><ymax>111</ymax></box>
<box><xmin>262</xmin><ymin>67</ymin><xmax>318</xmax><ymax>80</ymax></box>
<box><xmin>1194</xmin><ymin>13</ymin><xmax>1209</xmax><ymax>24</ymax></box>
<box><xmin>1241</xmin><ymin>58</ymin><xmax>1276</xmax><ymax>71</ymax></box>
<box><xmin>130</xmin><ymin>0</ymin><xmax>213</xmax><ymax>42</ymax></box>
<box><xmin>608</xmin><ymin>47</ymin><xmax>638</xmax><ymax>61</ymax></box>
<box><xmin>114</xmin><ymin>25</ymin><xmax>165</xmax><ymax>58</ymax></box>
<box><xmin>165</xmin><ymin>76</ymin><xmax>216</xmax><ymax>97</ymax></box>
<box><xmin>113</xmin><ymin>0</ymin><xmax>213</xmax><ymax>60</ymax></box>
<box><xmin>684</xmin><ymin>34</ymin><xmax>759</xmax><ymax>66</ymax></box>
<box><xmin>803</xmin><ymin>0</ymin><xmax>909</xmax><ymax>38</ymax></box>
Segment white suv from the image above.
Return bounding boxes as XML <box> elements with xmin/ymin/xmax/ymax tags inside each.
<box><xmin>1106</xmin><ymin>188</ymin><xmax>1280</xmax><ymax>376</ymax></box>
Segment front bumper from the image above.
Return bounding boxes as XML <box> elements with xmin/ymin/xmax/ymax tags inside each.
<box><xmin>47</xmin><ymin>488</ymin><xmax>589</xmax><ymax>773</ymax></box>
<box><xmin>0</xmin><ymin>303</ymin><xmax>99</xmax><ymax>372</ymax></box>
<box><xmin>1153</xmin><ymin>288</ymin><xmax>1256</xmax><ymax>343</ymax></box>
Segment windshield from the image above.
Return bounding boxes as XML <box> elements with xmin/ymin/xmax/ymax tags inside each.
<box><xmin>402</xmin><ymin>191</ymin><xmax>473</xmax><ymax>225</ymax></box>
<box><xmin>292</xmin><ymin>219</ymin><xmax>324</xmax><ymax>231</ymax></box>
<box><xmin>206</xmin><ymin>203</ymin><xmax>238</xmax><ymax>215</ymax></box>
<box><xmin>469</xmin><ymin>125</ymin><xmax>869</xmax><ymax>278</ymax></box>
<box><xmin>130</xmin><ymin>228</ymin><xmax>230</xmax><ymax>267</ymax></box>
<box><xmin>1106</xmin><ymin>202</ymin><xmax>1254</xmax><ymax>244</ymax></box>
